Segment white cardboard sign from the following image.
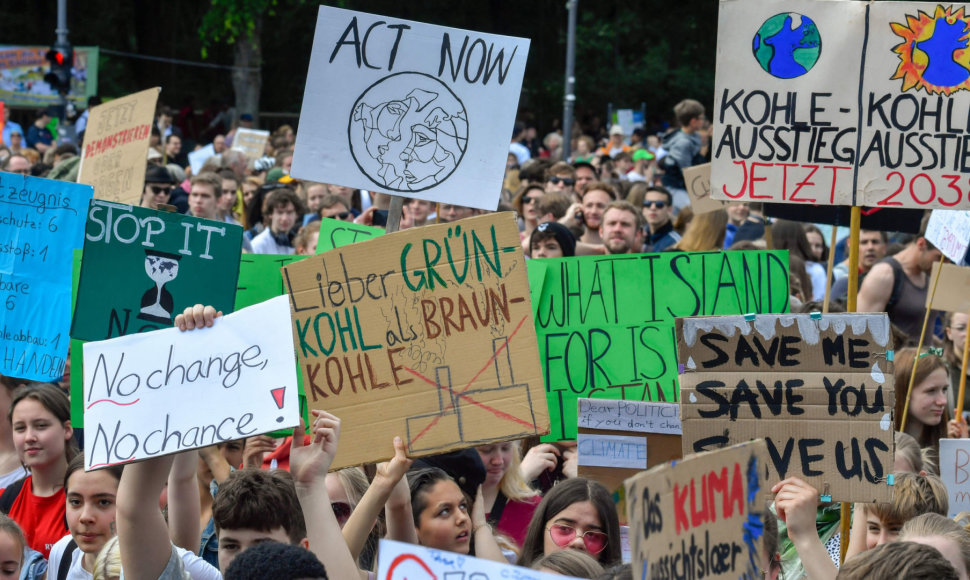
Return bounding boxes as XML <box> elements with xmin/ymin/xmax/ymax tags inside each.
<box><xmin>712</xmin><ymin>0</ymin><xmax>970</xmax><ymax>210</ymax></box>
<box><xmin>926</xmin><ymin>210</ymin><xmax>970</xmax><ymax>265</ymax></box>
<box><xmin>231</xmin><ymin>128</ymin><xmax>270</xmax><ymax>159</ymax></box>
<box><xmin>188</xmin><ymin>144</ymin><xmax>216</xmax><ymax>176</ymax></box>
<box><xmin>940</xmin><ymin>439</ymin><xmax>970</xmax><ymax>518</ymax></box>
<box><xmin>577</xmin><ymin>399</ymin><xmax>681</xmax><ymax>435</ymax></box>
<box><xmin>291</xmin><ymin>6</ymin><xmax>530</xmax><ymax>211</ymax></box>
<box><xmin>577</xmin><ymin>433</ymin><xmax>647</xmax><ymax>469</ymax></box>
<box><xmin>82</xmin><ymin>296</ymin><xmax>300</xmax><ymax>470</ymax></box>
<box><xmin>377</xmin><ymin>539</ymin><xmax>570</xmax><ymax>580</ymax></box>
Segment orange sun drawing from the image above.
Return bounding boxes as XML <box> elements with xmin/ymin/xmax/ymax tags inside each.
<box><xmin>891</xmin><ymin>5</ymin><xmax>970</xmax><ymax>95</ymax></box>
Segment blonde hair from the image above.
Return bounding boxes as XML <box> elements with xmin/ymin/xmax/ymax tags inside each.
<box><xmin>497</xmin><ymin>441</ymin><xmax>539</xmax><ymax>502</ymax></box>
<box><xmin>895</xmin><ymin>431</ymin><xmax>926</xmax><ymax>474</ymax></box>
<box><xmin>868</xmin><ymin>471</ymin><xmax>948</xmax><ymax>525</ymax></box>
<box><xmin>839</xmin><ymin>541</ymin><xmax>958</xmax><ymax>579</ymax></box>
<box><xmin>93</xmin><ymin>536</ymin><xmax>121</xmax><ymax>580</ymax></box>
<box><xmin>531</xmin><ymin>549</ymin><xmax>605</xmax><ymax>578</ymax></box>
<box><xmin>901</xmin><ymin>513</ymin><xmax>970</xmax><ymax>578</ymax></box>
<box><xmin>673</xmin><ymin>209</ymin><xmax>727</xmax><ymax>251</ymax></box>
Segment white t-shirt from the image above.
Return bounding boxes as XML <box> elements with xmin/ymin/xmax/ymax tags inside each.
<box><xmin>0</xmin><ymin>466</ymin><xmax>27</xmax><ymax>489</ymax></box>
<box><xmin>47</xmin><ymin>535</ymin><xmax>223</xmax><ymax>580</ymax></box>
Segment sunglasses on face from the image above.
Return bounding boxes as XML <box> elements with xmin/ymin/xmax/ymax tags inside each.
<box><xmin>150</xmin><ymin>185</ymin><xmax>173</xmax><ymax>195</ymax></box>
<box><xmin>325</xmin><ymin>211</ymin><xmax>352</xmax><ymax>220</ymax></box>
<box><xmin>546</xmin><ymin>523</ymin><xmax>608</xmax><ymax>554</ymax></box>
<box><xmin>548</xmin><ymin>177</ymin><xmax>575</xmax><ymax>186</ymax></box>
<box><xmin>522</xmin><ymin>196</ymin><xmax>538</xmax><ymax>205</ymax></box>
<box><xmin>331</xmin><ymin>501</ymin><xmax>353</xmax><ymax>525</ymax></box>
<box><xmin>643</xmin><ymin>200</ymin><xmax>667</xmax><ymax>209</ymax></box>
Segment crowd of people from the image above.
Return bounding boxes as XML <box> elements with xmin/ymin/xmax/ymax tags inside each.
<box><xmin>0</xmin><ymin>90</ymin><xmax>967</xmax><ymax>579</ymax></box>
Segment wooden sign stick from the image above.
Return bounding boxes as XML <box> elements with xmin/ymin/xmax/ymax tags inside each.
<box><xmin>840</xmin><ymin>205</ymin><xmax>862</xmax><ymax>564</ymax></box>
<box><xmin>823</xmin><ymin>226</ymin><xmax>838</xmax><ymax>314</ymax></box>
<box><xmin>899</xmin><ymin>254</ymin><xmax>946</xmax><ymax>432</ymax></box>
<box><xmin>957</xmin><ymin>303</ymin><xmax>970</xmax><ymax>424</ymax></box>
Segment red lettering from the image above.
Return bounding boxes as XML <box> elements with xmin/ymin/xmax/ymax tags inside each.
<box><xmin>673</xmin><ymin>483</ymin><xmax>689</xmax><ymax>535</ymax></box>
<box><xmin>728</xmin><ymin>462</ymin><xmax>745</xmax><ymax>518</ymax></box>
<box><xmin>940</xmin><ymin>175</ymin><xmax>962</xmax><ymax>207</ymax></box>
<box><xmin>778</xmin><ymin>163</ymin><xmax>798</xmax><ymax>200</ymax></box>
<box><xmin>708</xmin><ymin>467</ymin><xmax>729</xmax><ymax>518</ymax></box>
<box><xmin>748</xmin><ymin>162</ymin><xmax>772</xmax><ymax>199</ymax></box>
<box><xmin>789</xmin><ymin>165</ymin><xmax>819</xmax><ymax>203</ymax></box>
<box><xmin>689</xmin><ymin>478</ymin><xmax>710</xmax><ymax>528</ymax></box>
<box><xmin>825</xmin><ymin>165</ymin><xmax>852</xmax><ymax>204</ymax></box>
<box><xmin>722</xmin><ymin>160</ymin><xmax>747</xmax><ymax>199</ymax></box>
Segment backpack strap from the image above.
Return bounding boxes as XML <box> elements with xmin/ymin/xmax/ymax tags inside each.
<box><xmin>0</xmin><ymin>477</ymin><xmax>26</xmax><ymax>515</ymax></box>
<box><xmin>57</xmin><ymin>538</ymin><xmax>77</xmax><ymax>580</ymax></box>
<box><xmin>486</xmin><ymin>491</ymin><xmax>509</xmax><ymax>528</ymax></box>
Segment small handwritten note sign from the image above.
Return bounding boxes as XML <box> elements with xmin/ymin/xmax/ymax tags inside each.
<box><xmin>0</xmin><ymin>173</ymin><xmax>92</xmax><ymax>381</ymax></box>
<box><xmin>72</xmin><ymin>201</ymin><xmax>242</xmax><ymax>341</ymax></box>
<box><xmin>78</xmin><ymin>88</ymin><xmax>159</xmax><ymax>205</ymax></box>
<box><xmin>625</xmin><ymin>440</ymin><xmax>768</xmax><ymax>580</ymax></box>
<box><xmin>940</xmin><ymin>439</ymin><xmax>970</xmax><ymax>518</ymax></box>
<box><xmin>230</xmin><ymin>128</ymin><xmax>270</xmax><ymax>159</ymax></box>
<box><xmin>377</xmin><ymin>539</ymin><xmax>563</xmax><ymax>580</ymax></box>
<box><xmin>283</xmin><ymin>212</ymin><xmax>549</xmax><ymax>469</ymax></box>
<box><xmin>578</xmin><ymin>399</ymin><xmax>681</xmax><ymax>435</ymax></box>
<box><xmin>82</xmin><ymin>296</ymin><xmax>299</xmax><ymax>470</ymax></box>
<box><xmin>683</xmin><ymin>163</ymin><xmax>729</xmax><ymax>216</ymax></box>
<box><xmin>677</xmin><ymin>313</ymin><xmax>895</xmax><ymax>502</ymax></box>
<box><xmin>578</xmin><ymin>433</ymin><xmax>647</xmax><ymax>469</ymax></box>
<box><xmin>926</xmin><ymin>210</ymin><xmax>970</xmax><ymax>265</ymax></box>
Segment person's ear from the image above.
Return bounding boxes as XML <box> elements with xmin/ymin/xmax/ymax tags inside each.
<box><xmin>300</xmin><ymin>537</ymin><xmax>309</xmax><ymax>549</ymax></box>
<box><xmin>63</xmin><ymin>420</ymin><xmax>73</xmax><ymax>441</ymax></box>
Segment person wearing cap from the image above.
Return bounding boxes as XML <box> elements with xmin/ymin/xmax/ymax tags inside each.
<box><xmin>6</xmin><ymin>129</ymin><xmax>24</xmax><ymax>156</ymax></box>
<box><xmin>625</xmin><ymin>149</ymin><xmax>656</xmax><ymax>183</ymax></box>
<box><xmin>2</xmin><ymin>108</ymin><xmax>24</xmax><ymax>147</ymax></box>
<box><xmin>641</xmin><ymin>186</ymin><xmax>681</xmax><ymax>252</ymax></box>
<box><xmin>596</xmin><ymin>125</ymin><xmax>630</xmax><ymax>159</ymax></box>
<box><xmin>530</xmin><ymin>221</ymin><xmax>576</xmax><ymax>258</ymax></box>
<box><xmin>26</xmin><ymin>108</ymin><xmax>54</xmax><ymax>153</ymax></box>
<box><xmin>141</xmin><ymin>166</ymin><xmax>176</xmax><ymax>209</ymax></box>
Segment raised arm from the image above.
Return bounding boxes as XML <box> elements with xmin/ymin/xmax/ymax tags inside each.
<box><xmin>166</xmin><ymin>450</ymin><xmax>201</xmax><ymax>552</ymax></box>
<box><xmin>289</xmin><ymin>411</ymin><xmax>369</xmax><ymax>580</ymax></box>
<box><xmin>342</xmin><ymin>435</ymin><xmax>415</xmax><ymax>560</ymax></box>
<box><xmin>772</xmin><ymin>478</ymin><xmax>838</xmax><ymax>580</ymax></box>
<box><xmin>117</xmin><ymin>455</ymin><xmax>177</xmax><ymax>580</ymax></box>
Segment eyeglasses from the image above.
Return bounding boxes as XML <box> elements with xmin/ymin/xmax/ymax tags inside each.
<box><xmin>643</xmin><ymin>200</ymin><xmax>667</xmax><ymax>209</ymax></box>
<box><xmin>548</xmin><ymin>177</ymin><xmax>575</xmax><ymax>186</ymax></box>
<box><xmin>325</xmin><ymin>211</ymin><xmax>352</xmax><ymax>220</ymax></box>
<box><xmin>521</xmin><ymin>196</ymin><xmax>538</xmax><ymax>205</ymax></box>
<box><xmin>546</xmin><ymin>523</ymin><xmax>608</xmax><ymax>554</ymax></box>
<box><xmin>149</xmin><ymin>185</ymin><xmax>173</xmax><ymax>195</ymax></box>
<box><xmin>331</xmin><ymin>501</ymin><xmax>353</xmax><ymax>525</ymax></box>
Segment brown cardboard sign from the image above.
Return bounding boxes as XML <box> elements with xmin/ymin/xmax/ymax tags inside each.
<box><xmin>683</xmin><ymin>163</ymin><xmax>730</xmax><ymax>215</ymax></box>
<box><xmin>230</xmin><ymin>128</ymin><xmax>270</xmax><ymax>159</ymax></box>
<box><xmin>928</xmin><ymin>262</ymin><xmax>970</xmax><ymax>314</ymax></box>
<box><xmin>625</xmin><ymin>440</ymin><xmax>769</xmax><ymax>580</ymax></box>
<box><xmin>677</xmin><ymin>313</ymin><xmax>895</xmax><ymax>503</ymax></box>
<box><xmin>78</xmin><ymin>88</ymin><xmax>160</xmax><ymax>205</ymax></box>
<box><xmin>282</xmin><ymin>213</ymin><xmax>550</xmax><ymax>469</ymax></box>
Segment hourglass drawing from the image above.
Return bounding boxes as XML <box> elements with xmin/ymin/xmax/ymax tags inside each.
<box><xmin>136</xmin><ymin>250</ymin><xmax>181</xmax><ymax>324</ymax></box>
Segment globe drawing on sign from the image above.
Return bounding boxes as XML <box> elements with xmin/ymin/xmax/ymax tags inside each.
<box><xmin>890</xmin><ymin>5</ymin><xmax>970</xmax><ymax>95</ymax></box>
<box><xmin>752</xmin><ymin>13</ymin><xmax>822</xmax><ymax>79</ymax></box>
<box><xmin>349</xmin><ymin>72</ymin><xmax>468</xmax><ymax>193</ymax></box>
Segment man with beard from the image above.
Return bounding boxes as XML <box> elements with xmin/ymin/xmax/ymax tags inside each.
<box><xmin>600</xmin><ymin>201</ymin><xmax>645</xmax><ymax>255</ymax></box>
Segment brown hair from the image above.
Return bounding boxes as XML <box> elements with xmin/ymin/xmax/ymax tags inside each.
<box><xmin>512</xmin><ymin>183</ymin><xmax>547</xmax><ymax>215</ymax></box>
<box><xmin>544</xmin><ymin>162</ymin><xmax>576</xmax><ymax>181</ymax></box>
<box><xmin>581</xmin><ymin>181</ymin><xmax>618</xmax><ymax>202</ymax></box>
<box><xmin>535</xmin><ymin>192</ymin><xmax>572</xmax><ymax>220</ymax></box>
<box><xmin>262</xmin><ymin>187</ymin><xmax>305</xmax><ymax>219</ymax></box>
<box><xmin>901</xmin><ymin>513</ymin><xmax>970</xmax><ymax>578</ymax></box>
<box><xmin>674</xmin><ymin>99</ymin><xmax>705</xmax><ymax>127</ymax></box>
<box><xmin>674</xmin><ymin>209</ymin><xmax>727</xmax><ymax>251</ymax></box>
<box><xmin>9</xmin><ymin>384</ymin><xmax>78</xmax><ymax>463</ymax></box>
<box><xmin>867</xmin><ymin>471</ymin><xmax>948</xmax><ymax>526</ymax></box>
<box><xmin>213</xmin><ymin>468</ymin><xmax>306</xmax><ymax>544</ymax></box>
<box><xmin>838</xmin><ymin>540</ymin><xmax>958</xmax><ymax>579</ymax></box>
<box><xmin>531</xmin><ymin>549</ymin><xmax>604</xmax><ymax>577</ymax></box>
<box><xmin>894</xmin><ymin>347</ymin><xmax>949</xmax><ymax>450</ymax></box>
<box><xmin>190</xmin><ymin>171</ymin><xmax>223</xmax><ymax>196</ymax></box>
<box><xmin>603</xmin><ymin>200</ymin><xmax>645</xmax><ymax>231</ymax></box>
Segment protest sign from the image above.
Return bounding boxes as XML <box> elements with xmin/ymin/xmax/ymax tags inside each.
<box><xmin>712</xmin><ymin>0</ymin><xmax>970</xmax><ymax>210</ymax></box>
<box><xmin>316</xmin><ymin>219</ymin><xmax>384</xmax><ymax>254</ymax></box>
<box><xmin>290</xmin><ymin>6</ymin><xmax>530</xmax><ymax>211</ymax></box>
<box><xmin>282</xmin><ymin>213</ymin><xmax>549</xmax><ymax>468</ymax></box>
<box><xmin>678</xmin><ymin>313</ymin><xmax>895</xmax><ymax>502</ymax></box>
<box><xmin>230</xmin><ymin>128</ymin><xmax>270</xmax><ymax>159</ymax></box>
<box><xmin>940</xmin><ymin>439</ymin><xmax>970</xmax><ymax>518</ymax></box>
<box><xmin>530</xmin><ymin>250</ymin><xmax>790</xmax><ymax>441</ymax></box>
<box><xmin>236</xmin><ymin>254</ymin><xmax>308</xmax><ymax>309</ymax></box>
<box><xmin>83</xmin><ymin>295</ymin><xmax>300</xmax><ymax>470</ymax></box>
<box><xmin>188</xmin><ymin>144</ymin><xmax>216</xmax><ymax>176</ymax></box>
<box><xmin>763</xmin><ymin>203</ymin><xmax>924</xmax><ymax>234</ymax></box>
<box><xmin>71</xmin><ymin>201</ymin><xmax>242</xmax><ymax>341</ymax></box>
<box><xmin>577</xmin><ymin>399</ymin><xmax>682</xmax><ymax>497</ymax></box>
<box><xmin>377</xmin><ymin>539</ymin><xmax>563</xmax><ymax>580</ymax></box>
<box><xmin>926</xmin><ymin>210</ymin><xmax>970</xmax><ymax>265</ymax></box>
<box><xmin>0</xmin><ymin>46</ymin><xmax>98</xmax><ymax>107</ymax></box>
<box><xmin>625</xmin><ymin>440</ymin><xmax>769</xmax><ymax>580</ymax></box>
<box><xmin>0</xmin><ymin>173</ymin><xmax>92</xmax><ymax>381</ymax></box>
<box><xmin>928</xmin><ymin>262</ymin><xmax>970</xmax><ymax>314</ymax></box>
<box><xmin>77</xmin><ymin>88</ymin><xmax>159</xmax><ymax>205</ymax></box>
<box><xmin>683</xmin><ymin>163</ymin><xmax>729</xmax><ymax>215</ymax></box>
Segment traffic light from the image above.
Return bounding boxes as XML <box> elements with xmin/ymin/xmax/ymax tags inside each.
<box><xmin>44</xmin><ymin>41</ymin><xmax>73</xmax><ymax>95</ymax></box>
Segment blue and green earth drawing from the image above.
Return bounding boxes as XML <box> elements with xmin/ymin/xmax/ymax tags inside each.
<box><xmin>753</xmin><ymin>13</ymin><xmax>821</xmax><ymax>79</ymax></box>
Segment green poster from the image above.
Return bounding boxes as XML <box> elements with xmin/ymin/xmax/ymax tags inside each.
<box><xmin>530</xmin><ymin>250</ymin><xmax>790</xmax><ymax>441</ymax></box>
<box><xmin>71</xmin><ymin>202</ymin><xmax>243</xmax><ymax>341</ymax></box>
<box><xmin>316</xmin><ymin>219</ymin><xmax>384</xmax><ymax>254</ymax></box>
<box><xmin>69</xmin><ymin>250</ymin><xmax>84</xmax><ymax>426</ymax></box>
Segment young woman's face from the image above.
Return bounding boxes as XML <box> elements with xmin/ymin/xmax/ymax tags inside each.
<box><xmin>476</xmin><ymin>442</ymin><xmax>514</xmax><ymax>487</ymax></box>
<box><xmin>806</xmin><ymin>231</ymin><xmax>824</xmax><ymax>261</ymax></box>
<box><xmin>542</xmin><ymin>500</ymin><xmax>607</xmax><ymax>560</ymax></box>
<box><xmin>947</xmin><ymin>313</ymin><xmax>969</xmax><ymax>362</ymax></box>
<box><xmin>11</xmin><ymin>399</ymin><xmax>71</xmax><ymax>470</ymax></box>
<box><xmin>0</xmin><ymin>532</ymin><xmax>20</xmax><ymax>580</ymax></box>
<box><xmin>909</xmin><ymin>367</ymin><xmax>949</xmax><ymax>427</ymax></box>
<box><xmin>416</xmin><ymin>480</ymin><xmax>471</xmax><ymax>554</ymax></box>
<box><xmin>66</xmin><ymin>469</ymin><xmax>119</xmax><ymax>556</ymax></box>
